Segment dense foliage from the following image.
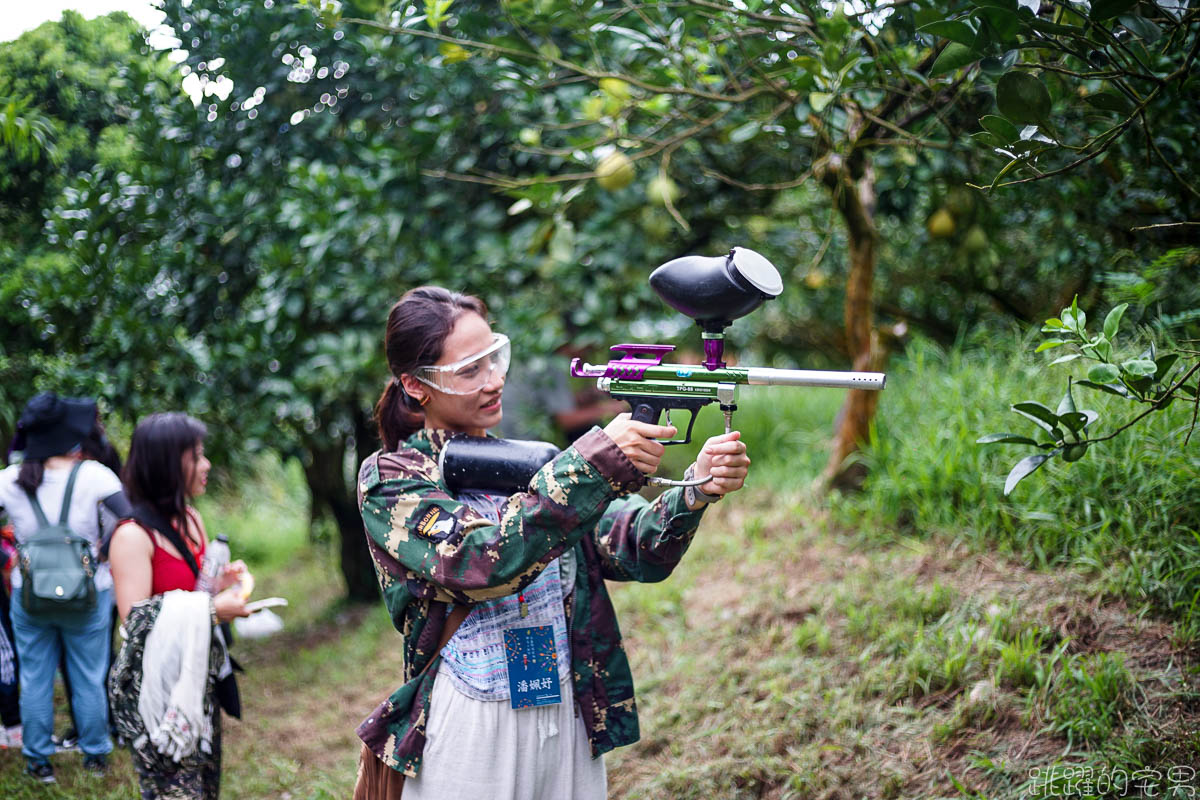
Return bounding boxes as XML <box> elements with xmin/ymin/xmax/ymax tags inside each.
<box><xmin>1</xmin><ymin>0</ymin><xmax>1194</xmax><ymax>598</ymax></box>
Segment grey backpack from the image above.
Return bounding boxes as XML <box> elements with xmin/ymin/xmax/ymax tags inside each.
<box><xmin>18</xmin><ymin>462</ymin><xmax>97</xmax><ymax>616</ymax></box>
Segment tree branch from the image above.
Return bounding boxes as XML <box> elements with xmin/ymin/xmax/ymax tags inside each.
<box><xmin>1083</xmin><ymin>361</ymin><xmax>1200</xmax><ymax>445</ymax></box>
<box><xmin>344</xmin><ymin>17</ymin><xmax>775</xmax><ymax>105</ymax></box>
<box><xmin>699</xmin><ymin>165</ymin><xmax>815</xmax><ymax>192</ymax></box>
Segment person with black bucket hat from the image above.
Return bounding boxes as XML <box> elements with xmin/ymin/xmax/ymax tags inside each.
<box><xmin>0</xmin><ymin>392</ymin><xmax>122</xmax><ymax>783</ymax></box>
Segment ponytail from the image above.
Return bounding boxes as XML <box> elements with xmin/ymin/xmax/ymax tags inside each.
<box><xmin>375</xmin><ymin>380</ymin><xmax>426</xmax><ymax>453</ymax></box>
<box><xmin>16</xmin><ymin>459</ymin><xmax>45</xmax><ymax>494</ymax></box>
<box><xmin>373</xmin><ymin>286</ymin><xmax>488</xmax><ymax>452</ymax></box>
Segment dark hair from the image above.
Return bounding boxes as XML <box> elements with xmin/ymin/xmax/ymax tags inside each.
<box><xmin>16</xmin><ymin>460</ymin><xmax>44</xmax><ymax>494</ymax></box>
<box><xmin>82</xmin><ymin>419</ymin><xmax>122</xmax><ymax>475</ymax></box>
<box><xmin>375</xmin><ymin>286</ymin><xmax>488</xmax><ymax>451</ymax></box>
<box><xmin>122</xmin><ymin>413</ymin><xmax>207</xmax><ymax>528</ymax></box>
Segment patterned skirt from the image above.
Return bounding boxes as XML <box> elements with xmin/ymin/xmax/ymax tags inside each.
<box><xmin>109</xmin><ymin>596</ymin><xmax>224</xmax><ymax>800</ymax></box>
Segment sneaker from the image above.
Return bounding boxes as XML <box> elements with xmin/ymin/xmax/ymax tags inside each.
<box><xmin>25</xmin><ymin>760</ymin><xmax>56</xmax><ymax>784</ymax></box>
<box><xmin>52</xmin><ymin>729</ymin><xmax>78</xmax><ymax>752</ymax></box>
<box><xmin>83</xmin><ymin>753</ymin><xmax>108</xmax><ymax>776</ymax></box>
<box><xmin>1</xmin><ymin>724</ymin><xmax>22</xmax><ymax>749</ymax></box>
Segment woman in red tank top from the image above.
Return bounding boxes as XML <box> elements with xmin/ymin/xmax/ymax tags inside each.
<box><xmin>107</xmin><ymin>413</ymin><xmax>250</xmax><ymax>800</ymax></box>
<box><xmin>146</xmin><ymin>508</ymin><xmax>207</xmax><ymax>596</ymax></box>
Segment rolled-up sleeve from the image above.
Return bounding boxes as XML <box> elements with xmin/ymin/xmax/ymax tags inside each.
<box><xmin>590</xmin><ymin>486</ymin><xmax>707</xmax><ymax>584</ymax></box>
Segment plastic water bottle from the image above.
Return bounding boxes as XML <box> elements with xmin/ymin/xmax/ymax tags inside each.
<box><xmin>195</xmin><ymin>534</ymin><xmax>231</xmax><ymax>595</ymax></box>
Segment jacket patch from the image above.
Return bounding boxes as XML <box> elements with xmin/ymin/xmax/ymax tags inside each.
<box><xmin>414</xmin><ymin>507</ymin><xmax>456</xmax><ymax>541</ymax></box>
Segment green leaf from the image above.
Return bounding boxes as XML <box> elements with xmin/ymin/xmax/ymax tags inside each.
<box><xmin>918</xmin><ymin>20</ymin><xmax>978</xmax><ymax>46</ymax></box>
<box><xmin>1088</xmin><ymin>363</ymin><xmax>1121</xmax><ymax>383</ymax></box>
<box><xmin>1122</xmin><ymin>358</ymin><xmax>1158</xmax><ymax>377</ymax></box>
<box><xmin>1004</xmin><ymin>452</ymin><xmax>1052</xmax><ymax>495</ymax></box>
<box><xmin>1120</xmin><ymin>14</ymin><xmax>1162</xmax><ymax>43</ymax></box>
<box><xmin>1090</xmin><ymin>0</ymin><xmax>1137</xmax><ymax>20</ymax></box>
<box><xmin>809</xmin><ymin>92</ymin><xmax>835</xmax><ymax>113</ymax></box>
<box><xmin>1028</xmin><ymin>19</ymin><xmax>1083</xmax><ymax>36</ymax></box>
<box><xmin>1035</xmin><ymin>339</ymin><xmax>1068</xmax><ymax>352</ymax></box>
<box><xmin>972</xmin><ymin>131</ymin><xmax>1006</xmax><ymax>148</ymax></box>
<box><xmin>1057</xmin><ymin>383</ymin><xmax>1077</xmax><ymax>416</ymax></box>
<box><xmin>931</xmin><ymin>43</ymin><xmax>980</xmax><ymax>77</ymax></box>
<box><xmin>1051</xmin><ymin>353</ymin><xmax>1082</xmax><ymax>365</ymax></box>
<box><xmin>1059</xmin><ymin>411</ymin><xmax>1088</xmax><ymax>432</ymax></box>
<box><xmin>969</xmin><ymin>0</ymin><xmax>1017</xmax><ymax>11</ymax></box>
<box><xmin>1154</xmin><ymin>353</ymin><xmax>1180</xmax><ymax>382</ymax></box>
<box><xmin>1042</xmin><ymin>318</ymin><xmax>1065</xmax><ymax>330</ymax></box>
<box><xmin>728</xmin><ymin>120</ymin><xmax>761</xmax><ymax>143</ymax></box>
<box><xmin>1126</xmin><ymin>374</ymin><xmax>1154</xmax><ymax>395</ymax></box>
<box><xmin>1076</xmin><ymin>379</ymin><xmax>1129</xmax><ymax>397</ymax></box>
<box><xmin>977</xmin><ymin>433</ymin><xmax>1041</xmax><ymax>445</ymax></box>
<box><xmin>424</xmin><ymin>0</ymin><xmax>455</xmax><ymax>31</ymax></box>
<box><xmin>1085</xmin><ymin>92</ymin><xmax>1134</xmax><ymax>114</ymax></box>
<box><xmin>1012</xmin><ymin>401</ymin><xmax>1062</xmax><ymax>437</ymax></box>
<box><xmin>980</xmin><ymin>115</ymin><xmax>1019</xmax><ymax>143</ymax></box>
<box><xmin>997</xmin><ymin>71</ymin><xmax>1052</xmax><ymax>125</ymax></box>
<box><xmin>980</xmin><ymin>7</ymin><xmax>1021</xmax><ymax>41</ymax></box>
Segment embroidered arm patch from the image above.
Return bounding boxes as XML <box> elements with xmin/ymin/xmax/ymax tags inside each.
<box><xmin>413</xmin><ymin>506</ymin><xmax>457</xmax><ymax>542</ymax></box>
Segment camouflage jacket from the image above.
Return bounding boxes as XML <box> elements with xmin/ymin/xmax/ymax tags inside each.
<box><xmin>355</xmin><ymin>426</ymin><xmax>707</xmax><ymax>777</ymax></box>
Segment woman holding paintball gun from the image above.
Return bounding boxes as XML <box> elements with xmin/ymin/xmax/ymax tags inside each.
<box><xmin>352</xmin><ymin>286</ymin><xmax>751</xmax><ymax>800</ymax></box>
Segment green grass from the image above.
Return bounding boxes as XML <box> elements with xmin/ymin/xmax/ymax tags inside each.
<box><xmin>603</xmin><ymin>497</ymin><xmax>1198</xmax><ymax>798</ymax></box>
<box><xmin>827</xmin><ymin>334</ymin><xmax>1200</xmax><ymax>639</ymax></box>
<box><xmin>194</xmin><ymin>452</ymin><xmax>313</xmax><ymax>573</ymax></box>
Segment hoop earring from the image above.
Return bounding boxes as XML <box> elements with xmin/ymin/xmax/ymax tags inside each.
<box><xmin>419</xmin><ymin>395</ymin><xmax>431</xmax><ymax>407</ymax></box>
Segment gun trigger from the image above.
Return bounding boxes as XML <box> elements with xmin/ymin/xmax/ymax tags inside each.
<box><xmin>681</xmin><ymin>408</ymin><xmax>699</xmax><ymax>445</ymax></box>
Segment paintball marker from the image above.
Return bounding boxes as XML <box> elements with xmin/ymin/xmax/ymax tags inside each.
<box><xmin>570</xmin><ymin>247</ymin><xmax>887</xmax><ymax>487</ymax></box>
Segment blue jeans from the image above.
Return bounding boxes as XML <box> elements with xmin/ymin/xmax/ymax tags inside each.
<box><xmin>11</xmin><ymin>587</ymin><xmax>114</xmax><ymax>762</ymax></box>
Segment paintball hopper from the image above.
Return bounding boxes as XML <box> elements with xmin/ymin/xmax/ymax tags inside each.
<box><xmin>649</xmin><ymin>247</ymin><xmax>783</xmax><ymax>331</ymax></box>
<box><xmin>439</xmin><ymin>435</ymin><xmax>560</xmax><ymax>495</ymax></box>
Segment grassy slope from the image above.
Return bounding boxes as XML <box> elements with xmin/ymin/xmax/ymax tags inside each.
<box><xmin>3</xmin><ymin>338</ymin><xmax>1198</xmax><ymax>797</ymax></box>
<box><xmin>7</xmin><ymin>490</ymin><xmax>1191</xmax><ymax>799</ymax></box>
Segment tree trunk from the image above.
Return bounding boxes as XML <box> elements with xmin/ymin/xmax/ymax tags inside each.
<box><xmin>820</xmin><ymin>158</ymin><xmax>889</xmax><ymax>490</ymax></box>
<box><xmin>304</xmin><ymin>431</ymin><xmax>380</xmax><ymax>603</ymax></box>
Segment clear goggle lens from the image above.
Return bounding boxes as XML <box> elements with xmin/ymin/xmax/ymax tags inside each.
<box><xmin>413</xmin><ymin>333</ymin><xmax>511</xmax><ymax>395</ymax></box>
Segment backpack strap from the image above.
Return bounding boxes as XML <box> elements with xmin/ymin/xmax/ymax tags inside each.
<box><xmin>25</xmin><ymin>489</ymin><xmax>49</xmax><ymax>529</ymax></box>
<box><xmin>24</xmin><ymin>461</ymin><xmax>84</xmax><ymax>530</ymax></box>
<box><xmin>415</xmin><ymin>603</ymin><xmax>470</xmax><ymax>682</ymax></box>
<box><xmin>58</xmin><ymin>462</ymin><xmax>83</xmax><ymax>526</ymax></box>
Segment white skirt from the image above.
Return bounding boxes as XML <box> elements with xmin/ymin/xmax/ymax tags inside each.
<box><xmin>403</xmin><ymin>667</ymin><xmax>607</xmax><ymax>800</ymax></box>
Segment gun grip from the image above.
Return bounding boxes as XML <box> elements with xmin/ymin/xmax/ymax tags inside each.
<box><xmin>629</xmin><ymin>400</ymin><xmax>695</xmax><ymax>445</ymax></box>
<box><xmin>631</xmin><ymin>403</ymin><xmax>660</xmax><ymax>425</ymax></box>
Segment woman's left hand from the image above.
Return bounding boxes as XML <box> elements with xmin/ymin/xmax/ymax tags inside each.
<box><xmin>693</xmin><ymin>431</ymin><xmax>750</xmax><ymax>499</ymax></box>
<box><xmin>216</xmin><ymin>560</ymin><xmax>248</xmax><ymax>593</ymax></box>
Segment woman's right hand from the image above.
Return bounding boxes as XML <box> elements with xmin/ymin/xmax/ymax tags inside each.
<box><xmin>603</xmin><ymin>413</ymin><xmax>678</xmax><ymax>475</ymax></box>
<box><xmin>213</xmin><ymin>588</ymin><xmax>251</xmax><ymax>622</ymax></box>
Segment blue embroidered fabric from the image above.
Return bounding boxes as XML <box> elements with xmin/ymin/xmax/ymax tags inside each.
<box><xmin>437</xmin><ymin>490</ymin><xmax>573</xmax><ymax>701</ymax></box>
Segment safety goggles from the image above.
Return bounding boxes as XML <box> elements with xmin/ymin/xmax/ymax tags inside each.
<box><xmin>412</xmin><ymin>333</ymin><xmax>511</xmax><ymax>395</ymax></box>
